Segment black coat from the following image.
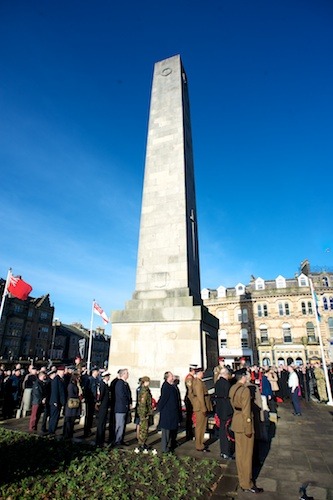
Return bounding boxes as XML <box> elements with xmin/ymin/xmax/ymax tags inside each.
<box><xmin>31</xmin><ymin>379</ymin><xmax>47</xmax><ymax>405</ymax></box>
<box><xmin>64</xmin><ymin>381</ymin><xmax>81</xmax><ymax>418</ymax></box>
<box><xmin>114</xmin><ymin>379</ymin><xmax>132</xmax><ymax>413</ymax></box>
<box><xmin>49</xmin><ymin>375</ymin><xmax>66</xmax><ymax>407</ymax></box>
<box><xmin>157</xmin><ymin>381</ymin><xmax>182</xmax><ymax>430</ymax></box>
<box><xmin>215</xmin><ymin>377</ymin><xmax>233</xmax><ymax>420</ymax></box>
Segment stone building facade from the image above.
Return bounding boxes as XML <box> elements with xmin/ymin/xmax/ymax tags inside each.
<box><xmin>202</xmin><ymin>261</ymin><xmax>333</xmax><ymax>368</ymax></box>
<box><xmin>51</xmin><ymin>321</ymin><xmax>110</xmax><ymax>368</ymax></box>
<box><xmin>0</xmin><ymin>278</ymin><xmax>54</xmax><ymax>364</ymax></box>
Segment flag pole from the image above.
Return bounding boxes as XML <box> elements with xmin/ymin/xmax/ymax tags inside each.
<box><xmin>309</xmin><ymin>278</ymin><xmax>333</xmax><ymax>406</ymax></box>
<box><xmin>87</xmin><ymin>300</ymin><xmax>95</xmax><ymax>374</ymax></box>
<box><xmin>0</xmin><ymin>268</ymin><xmax>12</xmax><ymax>323</ymax></box>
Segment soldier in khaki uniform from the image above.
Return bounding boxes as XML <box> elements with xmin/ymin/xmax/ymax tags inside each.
<box><xmin>137</xmin><ymin>376</ymin><xmax>153</xmax><ymax>451</ymax></box>
<box><xmin>184</xmin><ymin>364</ymin><xmax>197</xmax><ymax>440</ymax></box>
<box><xmin>192</xmin><ymin>368</ymin><xmax>213</xmax><ymax>452</ymax></box>
<box><xmin>313</xmin><ymin>362</ymin><xmax>328</xmax><ymax>403</ymax></box>
<box><xmin>213</xmin><ymin>357</ymin><xmax>225</xmax><ymax>384</ymax></box>
<box><xmin>229</xmin><ymin>369</ymin><xmax>264</xmax><ymax>494</ymax></box>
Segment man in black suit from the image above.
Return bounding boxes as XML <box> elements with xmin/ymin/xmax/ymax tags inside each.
<box><xmin>113</xmin><ymin>368</ymin><xmax>132</xmax><ymax>447</ymax></box>
<box><xmin>48</xmin><ymin>366</ymin><xmax>66</xmax><ymax>435</ymax></box>
<box><xmin>84</xmin><ymin>366</ymin><xmax>100</xmax><ymax>438</ymax></box>
<box><xmin>95</xmin><ymin>370</ymin><xmax>111</xmax><ymax>447</ymax></box>
<box><xmin>215</xmin><ymin>367</ymin><xmax>234</xmax><ymax>459</ymax></box>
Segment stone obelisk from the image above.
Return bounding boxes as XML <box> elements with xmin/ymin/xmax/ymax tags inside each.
<box><xmin>109</xmin><ymin>55</ymin><xmax>218</xmax><ymax>399</ymax></box>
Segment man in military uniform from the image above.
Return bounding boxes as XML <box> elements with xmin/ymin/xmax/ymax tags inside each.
<box><xmin>229</xmin><ymin>368</ymin><xmax>264</xmax><ymax>494</ymax></box>
<box><xmin>184</xmin><ymin>364</ymin><xmax>197</xmax><ymax>440</ymax></box>
<box><xmin>213</xmin><ymin>357</ymin><xmax>226</xmax><ymax>384</ymax></box>
<box><xmin>137</xmin><ymin>376</ymin><xmax>153</xmax><ymax>451</ymax></box>
<box><xmin>313</xmin><ymin>362</ymin><xmax>328</xmax><ymax>403</ymax></box>
<box><xmin>192</xmin><ymin>367</ymin><xmax>213</xmax><ymax>452</ymax></box>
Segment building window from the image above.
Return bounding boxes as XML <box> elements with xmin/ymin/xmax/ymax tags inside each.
<box><xmin>219</xmin><ymin>329</ymin><xmax>227</xmax><ymax>349</ymax></box>
<box><xmin>258</xmin><ymin>304</ymin><xmax>268</xmax><ymax>318</ymax></box>
<box><xmin>255</xmin><ymin>278</ymin><xmax>265</xmax><ymax>290</ymax></box>
<box><xmin>240</xmin><ymin>328</ymin><xmax>248</xmax><ymax>348</ymax></box>
<box><xmin>276</xmin><ymin>275</ymin><xmax>286</xmax><ymax>289</ymax></box>
<box><xmin>217</xmin><ymin>286</ymin><xmax>226</xmax><ymax>298</ymax></box>
<box><xmin>201</xmin><ymin>288</ymin><xmax>210</xmax><ymax>300</ymax></box>
<box><xmin>301</xmin><ymin>301</ymin><xmax>313</xmax><ymax>315</ymax></box>
<box><xmin>236</xmin><ymin>283</ymin><xmax>245</xmax><ymax>296</ymax></box>
<box><xmin>237</xmin><ymin>308</ymin><xmax>248</xmax><ymax>322</ymax></box>
<box><xmin>323</xmin><ymin>297</ymin><xmax>328</xmax><ymax>310</ymax></box>
<box><xmin>262</xmin><ymin>357</ymin><xmax>270</xmax><ymax>366</ymax></box>
<box><xmin>14</xmin><ymin>304</ymin><xmax>23</xmax><ymax>314</ymax></box>
<box><xmin>282</xmin><ymin>323</ymin><xmax>292</xmax><ymax>343</ymax></box>
<box><xmin>328</xmin><ymin>317</ymin><xmax>333</xmax><ymax>337</ymax></box>
<box><xmin>322</xmin><ymin>276</ymin><xmax>329</xmax><ymax>287</ymax></box>
<box><xmin>40</xmin><ymin>311</ymin><xmax>49</xmax><ymax>320</ymax></box>
<box><xmin>306</xmin><ymin>322</ymin><xmax>316</xmax><ymax>343</ymax></box>
<box><xmin>218</xmin><ymin>310</ymin><xmax>229</xmax><ymax>324</ymax></box>
<box><xmin>330</xmin><ymin>297</ymin><xmax>333</xmax><ymax>310</ymax></box>
<box><xmin>298</xmin><ymin>274</ymin><xmax>308</xmax><ymax>287</ymax></box>
<box><xmin>260</xmin><ymin>324</ymin><xmax>268</xmax><ymax>343</ymax></box>
<box><xmin>278</xmin><ymin>302</ymin><xmax>290</xmax><ymax>316</ymax></box>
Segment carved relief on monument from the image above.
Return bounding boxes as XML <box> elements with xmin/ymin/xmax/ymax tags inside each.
<box><xmin>151</xmin><ymin>272</ymin><xmax>169</xmax><ymax>288</ymax></box>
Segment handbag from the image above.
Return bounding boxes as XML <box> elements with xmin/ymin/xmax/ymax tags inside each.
<box><xmin>68</xmin><ymin>397</ymin><xmax>80</xmax><ymax>409</ymax></box>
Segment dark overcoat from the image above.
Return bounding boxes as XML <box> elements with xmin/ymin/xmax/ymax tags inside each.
<box><xmin>114</xmin><ymin>379</ymin><xmax>132</xmax><ymax>413</ymax></box>
<box><xmin>49</xmin><ymin>375</ymin><xmax>66</xmax><ymax>407</ymax></box>
<box><xmin>215</xmin><ymin>377</ymin><xmax>233</xmax><ymax>420</ymax></box>
<box><xmin>64</xmin><ymin>381</ymin><xmax>81</xmax><ymax>418</ymax></box>
<box><xmin>157</xmin><ymin>381</ymin><xmax>181</xmax><ymax>430</ymax></box>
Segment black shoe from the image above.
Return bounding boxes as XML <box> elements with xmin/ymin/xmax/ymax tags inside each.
<box><xmin>241</xmin><ymin>486</ymin><xmax>264</xmax><ymax>493</ymax></box>
<box><xmin>221</xmin><ymin>453</ymin><xmax>234</xmax><ymax>460</ymax></box>
<box><xmin>120</xmin><ymin>441</ymin><xmax>130</xmax><ymax>446</ymax></box>
<box><xmin>292</xmin><ymin>412</ymin><xmax>302</xmax><ymax>416</ymax></box>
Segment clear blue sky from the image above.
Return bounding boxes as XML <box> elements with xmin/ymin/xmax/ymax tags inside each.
<box><xmin>1</xmin><ymin>0</ymin><xmax>332</xmax><ymax>328</ymax></box>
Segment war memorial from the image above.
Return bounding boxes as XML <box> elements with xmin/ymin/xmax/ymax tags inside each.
<box><xmin>108</xmin><ymin>55</ymin><xmax>219</xmax><ymax>399</ymax></box>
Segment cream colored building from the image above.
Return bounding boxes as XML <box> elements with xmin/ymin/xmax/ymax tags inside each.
<box><xmin>202</xmin><ymin>261</ymin><xmax>333</xmax><ymax>368</ymax></box>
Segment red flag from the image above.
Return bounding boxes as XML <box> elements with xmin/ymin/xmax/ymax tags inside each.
<box><xmin>93</xmin><ymin>302</ymin><xmax>109</xmax><ymax>324</ymax></box>
<box><xmin>7</xmin><ymin>275</ymin><xmax>33</xmax><ymax>300</ymax></box>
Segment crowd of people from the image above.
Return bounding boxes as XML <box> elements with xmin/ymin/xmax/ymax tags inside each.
<box><xmin>183</xmin><ymin>356</ymin><xmax>333</xmax><ymax>494</ymax></box>
<box><xmin>1</xmin><ymin>355</ymin><xmax>333</xmax><ymax>494</ymax></box>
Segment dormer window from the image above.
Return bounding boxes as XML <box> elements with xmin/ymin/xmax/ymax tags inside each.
<box><xmin>201</xmin><ymin>288</ymin><xmax>210</xmax><ymax>300</ymax></box>
<box><xmin>235</xmin><ymin>283</ymin><xmax>246</xmax><ymax>296</ymax></box>
<box><xmin>255</xmin><ymin>278</ymin><xmax>265</xmax><ymax>291</ymax></box>
<box><xmin>276</xmin><ymin>275</ymin><xmax>286</xmax><ymax>289</ymax></box>
<box><xmin>217</xmin><ymin>286</ymin><xmax>226</xmax><ymax>298</ymax></box>
<box><xmin>298</xmin><ymin>274</ymin><xmax>308</xmax><ymax>287</ymax></box>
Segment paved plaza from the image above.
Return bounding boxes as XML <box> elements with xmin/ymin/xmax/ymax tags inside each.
<box><xmin>1</xmin><ymin>399</ymin><xmax>333</xmax><ymax>499</ymax></box>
